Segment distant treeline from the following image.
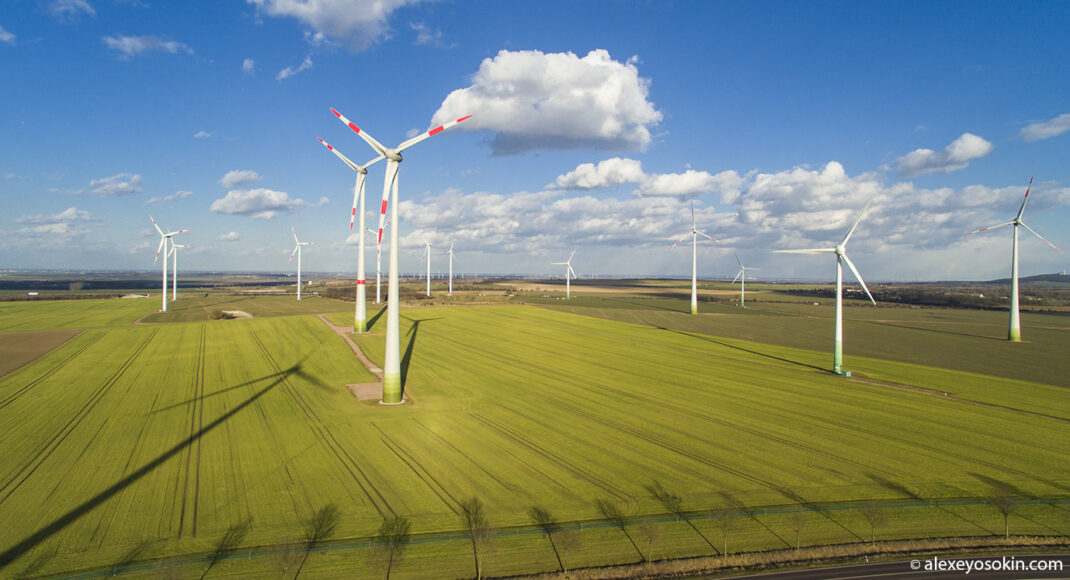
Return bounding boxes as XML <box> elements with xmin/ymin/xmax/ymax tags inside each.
<box><xmin>778</xmin><ymin>286</ymin><xmax>1070</xmax><ymax>310</ymax></box>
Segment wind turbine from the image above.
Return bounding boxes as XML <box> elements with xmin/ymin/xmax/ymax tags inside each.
<box><xmin>290</xmin><ymin>227</ymin><xmax>313</xmax><ymax>301</ymax></box>
<box><xmin>670</xmin><ymin>201</ymin><xmax>718</xmax><ymax>314</ymax></box>
<box><xmin>318</xmin><ymin>137</ymin><xmax>383</xmax><ymax>332</ymax></box>
<box><xmin>331</xmin><ymin>107</ymin><xmax>471</xmax><ymax>405</ymax></box>
<box><xmin>445</xmin><ymin>240</ymin><xmax>456</xmax><ymax>296</ymax></box>
<box><xmin>168</xmin><ymin>242</ymin><xmax>191</xmax><ymax>301</ymax></box>
<box><xmin>551</xmin><ymin>250</ymin><xmax>577</xmax><ymax>300</ymax></box>
<box><xmin>732</xmin><ymin>253</ymin><xmax>758</xmax><ymax>308</ymax></box>
<box><xmin>422</xmin><ymin>239</ymin><xmax>433</xmax><ymax>297</ymax></box>
<box><xmin>150</xmin><ymin>216</ymin><xmax>188</xmax><ymax>313</ymax></box>
<box><xmin>774</xmin><ymin>199</ymin><xmax>876</xmax><ymax>375</ymax></box>
<box><xmin>965</xmin><ymin>177</ymin><xmax>1063</xmax><ymax>341</ymax></box>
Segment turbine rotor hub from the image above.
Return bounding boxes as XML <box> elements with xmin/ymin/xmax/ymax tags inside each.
<box><xmin>386</xmin><ymin>149</ymin><xmax>403</xmax><ymax>162</ymax></box>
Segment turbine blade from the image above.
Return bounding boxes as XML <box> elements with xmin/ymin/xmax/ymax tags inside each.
<box><xmin>735</xmin><ymin>253</ymin><xmax>743</xmax><ymax>268</ymax></box>
<box><xmin>690</xmin><ymin>200</ymin><xmax>696</xmax><ymax>229</ymax></box>
<box><xmin>331</xmin><ymin>107</ymin><xmax>388</xmax><ymax>155</ymax></box>
<box><xmin>1020</xmin><ymin>222</ymin><xmax>1064</xmax><ymax>253</ymax></box>
<box><xmin>964</xmin><ymin>221</ymin><xmax>1013</xmax><ymax>236</ymax></box>
<box><xmin>149</xmin><ymin>216</ymin><xmax>164</xmax><ymax>236</ymax></box>
<box><xmin>317</xmin><ymin>137</ymin><xmax>360</xmax><ymax>171</ymax></box>
<box><xmin>841</xmin><ymin>253</ymin><xmax>876</xmax><ymax>305</ymax></box>
<box><xmin>695</xmin><ymin>230</ymin><xmax>719</xmax><ymax>242</ymax></box>
<box><xmin>774</xmin><ymin>248</ymin><xmax>836</xmax><ymax>254</ymax></box>
<box><xmin>669</xmin><ymin>233</ymin><xmax>691</xmax><ymax>249</ymax></box>
<box><xmin>153</xmin><ymin>238</ymin><xmax>164</xmax><ymax>264</ymax></box>
<box><xmin>290</xmin><ymin>245</ymin><xmax>298</xmax><ymax>263</ymax></box>
<box><xmin>292</xmin><ymin>227</ymin><xmax>299</xmax><ymax>244</ymax></box>
<box><xmin>568</xmin><ymin>265</ymin><xmax>577</xmax><ymax>279</ymax></box>
<box><xmin>568</xmin><ymin>249</ymin><xmax>576</xmax><ymax>262</ymax></box>
<box><xmin>732</xmin><ymin>269</ymin><xmax>742</xmax><ymax>284</ymax></box>
<box><xmin>398</xmin><ymin>114</ymin><xmax>472</xmax><ymax>151</ymax></box>
<box><xmin>377</xmin><ymin>159</ymin><xmax>399</xmax><ymax>247</ymax></box>
<box><xmin>842</xmin><ymin>197</ymin><xmax>874</xmax><ymax>246</ymax></box>
<box><xmin>165</xmin><ymin>229</ymin><xmax>189</xmax><ymax>237</ymax></box>
<box><xmin>350</xmin><ymin>172</ymin><xmax>365</xmax><ymax>230</ymax></box>
<box><xmin>1015</xmin><ymin>176</ymin><xmax>1033</xmax><ymax>221</ymax></box>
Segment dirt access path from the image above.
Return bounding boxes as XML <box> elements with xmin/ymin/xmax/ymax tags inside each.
<box><xmin>316</xmin><ymin>314</ymin><xmax>388</xmax><ymax>401</ymax></box>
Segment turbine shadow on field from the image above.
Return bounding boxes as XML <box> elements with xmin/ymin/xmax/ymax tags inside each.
<box><xmin>654</xmin><ymin>326</ymin><xmax>826</xmax><ymax>373</ymax></box>
<box><xmin>861</xmin><ymin>320</ymin><xmax>1006</xmax><ymax>342</ymax></box>
<box><xmin>366</xmin><ymin>306</ymin><xmax>387</xmax><ymax>331</ymax></box>
<box><xmin>0</xmin><ymin>360</ymin><xmax>312</xmax><ymax>571</ymax></box>
<box><xmin>400</xmin><ymin>318</ymin><xmax>439</xmax><ymax>392</ymax></box>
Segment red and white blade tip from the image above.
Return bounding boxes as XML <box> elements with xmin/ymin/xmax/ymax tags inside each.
<box><xmin>330</xmin><ymin>107</ymin><xmax>361</xmax><ymax>135</ymax></box>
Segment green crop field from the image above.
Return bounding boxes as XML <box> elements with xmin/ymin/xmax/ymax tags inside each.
<box><xmin>0</xmin><ymin>298</ymin><xmax>1067</xmax><ymax>578</ymax></box>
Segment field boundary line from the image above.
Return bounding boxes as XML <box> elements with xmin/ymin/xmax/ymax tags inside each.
<box><xmin>0</xmin><ymin>330</ymin><xmax>102</xmax><ymax>410</ymax></box>
<box><xmin>316</xmin><ymin>314</ymin><xmax>383</xmax><ymax>378</ymax></box>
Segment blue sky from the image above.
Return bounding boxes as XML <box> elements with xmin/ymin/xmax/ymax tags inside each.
<box><xmin>2</xmin><ymin>0</ymin><xmax>1069</xmax><ymax>281</ymax></box>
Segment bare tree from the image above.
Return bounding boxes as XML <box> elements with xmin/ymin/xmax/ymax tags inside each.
<box><xmin>987</xmin><ymin>493</ymin><xmax>1019</xmax><ymax>538</ymax></box>
<box><xmin>527</xmin><ymin>506</ymin><xmax>564</xmax><ymax>572</ymax></box>
<box><xmin>295</xmin><ymin>504</ymin><xmax>340</xmax><ymax>579</ymax></box>
<box><xmin>594</xmin><ymin>498</ymin><xmax>644</xmax><ymax>561</ymax></box>
<box><xmin>554</xmin><ymin>528</ymin><xmax>581</xmax><ymax>573</ymax></box>
<box><xmin>372</xmin><ymin>516</ymin><xmax>410</xmax><ymax>580</ymax></box>
<box><xmin>645</xmin><ymin>481</ymin><xmax>716</xmax><ymax>553</ymax></box>
<box><xmin>711</xmin><ymin>509</ymin><xmax>742</xmax><ymax>557</ymax></box>
<box><xmin>273</xmin><ymin>540</ymin><xmax>303</xmax><ymax>579</ymax></box>
<box><xmin>459</xmin><ymin>497</ymin><xmax>493</xmax><ymax>579</ymax></box>
<box><xmin>202</xmin><ymin>519</ymin><xmax>252</xmax><ymax>579</ymax></box>
<box><xmin>788</xmin><ymin>510</ymin><xmax>810</xmax><ymax>556</ymax></box>
<box><xmin>637</xmin><ymin>521</ymin><xmax>661</xmax><ymax>562</ymax></box>
<box><xmin>858</xmin><ymin>503</ymin><xmax>885</xmax><ymax>544</ymax></box>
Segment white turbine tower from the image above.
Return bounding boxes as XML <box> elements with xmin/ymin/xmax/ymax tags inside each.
<box><xmin>446</xmin><ymin>240</ymin><xmax>456</xmax><ymax>296</ymax></box>
<box><xmin>365</xmin><ymin>219</ymin><xmax>390</xmax><ymax>304</ymax></box>
<box><xmin>168</xmin><ymin>242</ymin><xmax>191</xmax><ymax>301</ymax></box>
<box><xmin>317</xmin><ymin>137</ymin><xmax>383</xmax><ymax>333</ymax></box>
<box><xmin>774</xmin><ymin>199</ymin><xmax>876</xmax><ymax>375</ymax></box>
<box><xmin>732</xmin><ymin>253</ymin><xmax>758</xmax><ymax>308</ymax></box>
<box><xmin>551</xmin><ymin>250</ymin><xmax>577</xmax><ymax>300</ymax></box>
<box><xmin>422</xmin><ymin>239</ymin><xmax>433</xmax><ymax>297</ymax></box>
<box><xmin>331</xmin><ymin>107</ymin><xmax>471</xmax><ymax>405</ymax></box>
<box><xmin>290</xmin><ymin>227</ymin><xmax>313</xmax><ymax>301</ymax></box>
<box><xmin>965</xmin><ymin>177</ymin><xmax>1063</xmax><ymax>342</ymax></box>
<box><xmin>670</xmin><ymin>201</ymin><xmax>718</xmax><ymax>315</ymax></box>
<box><xmin>150</xmin><ymin>216</ymin><xmax>187</xmax><ymax>313</ymax></box>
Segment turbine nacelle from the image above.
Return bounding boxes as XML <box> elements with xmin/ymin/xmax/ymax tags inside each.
<box><xmin>385</xmin><ymin>149</ymin><xmax>402</xmax><ymax>162</ymax></box>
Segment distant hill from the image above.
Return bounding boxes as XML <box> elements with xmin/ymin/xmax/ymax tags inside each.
<box><xmin>984</xmin><ymin>272</ymin><xmax>1070</xmax><ymax>286</ymax></box>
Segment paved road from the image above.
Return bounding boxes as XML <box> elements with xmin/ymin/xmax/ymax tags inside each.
<box><xmin>720</xmin><ymin>554</ymin><xmax>1069</xmax><ymax>579</ymax></box>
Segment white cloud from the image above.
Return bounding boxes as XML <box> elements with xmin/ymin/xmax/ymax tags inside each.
<box><xmin>550</xmin><ymin>157</ymin><xmax>743</xmax><ymax>199</ymax></box>
<box><xmin>220</xmin><ymin>231</ymin><xmax>241</xmax><ymax>241</ymax></box>
<box><xmin>86</xmin><ymin>173</ymin><xmax>143</xmax><ymax>197</ymax></box>
<box><xmin>210</xmin><ymin>188</ymin><xmax>324</xmax><ymax>219</ymax></box>
<box><xmin>410</xmin><ymin>22</ymin><xmax>445</xmax><ymax>46</ymax></box>
<box><xmin>146</xmin><ymin>190</ymin><xmax>193</xmax><ymax>204</ymax></box>
<box><xmin>14</xmin><ymin>207</ymin><xmax>99</xmax><ymax>236</ymax></box>
<box><xmin>242</xmin><ymin>58</ymin><xmax>256</xmax><ymax>74</ymax></box>
<box><xmin>193</xmin><ymin>130</ymin><xmax>212</xmax><ymax>139</ymax></box>
<box><xmin>1019</xmin><ymin>113</ymin><xmax>1070</xmax><ymax>142</ymax></box>
<box><xmin>50</xmin><ymin>0</ymin><xmax>95</xmax><ymax>20</ymax></box>
<box><xmin>247</xmin><ymin>0</ymin><xmax>416</xmax><ymax>51</ymax></box>
<box><xmin>0</xmin><ymin>25</ymin><xmax>15</xmax><ymax>45</ymax></box>
<box><xmin>431</xmin><ymin>49</ymin><xmax>663</xmax><ymax>155</ymax></box>
<box><xmin>219</xmin><ymin>169</ymin><xmax>261</xmax><ymax>189</ymax></box>
<box><xmin>277</xmin><ymin>55</ymin><xmax>312</xmax><ymax>81</ymax></box>
<box><xmin>103</xmin><ymin>35</ymin><xmax>194</xmax><ymax>59</ymax></box>
<box><xmin>894</xmin><ymin>132</ymin><xmax>993</xmax><ymax>178</ymax></box>
<box><xmin>551</xmin><ymin>158</ymin><xmax>645</xmax><ymax>190</ymax></box>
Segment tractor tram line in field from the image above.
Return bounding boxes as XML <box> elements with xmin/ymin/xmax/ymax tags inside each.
<box><xmin>0</xmin><ymin>331</ymin><xmax>104</xmax><ymax>411</ymax></box>
<box><xmin>0</xmin><ymin>328</ymin><xmax>160</xmax><ymax>508</ymax></box>
<box><xmin>176</xmin><ymin>323</ymin><xmax>207</xmax><ymax>538</ymax></box>
<box><xmin>369</xmin><ymin>422</ymin><xmax>461</xmax><ymax>515</ymax></box>
<box><xmin>245</xmin><ymin>325</ymin><xmax>395</xmax><ymax>519</ymax></box>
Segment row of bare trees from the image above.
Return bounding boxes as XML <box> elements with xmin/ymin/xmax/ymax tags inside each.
<box><xmin>185</xmin><ymin>486</ymin><xmax>1026</xmax><ymax>579</ymax></box>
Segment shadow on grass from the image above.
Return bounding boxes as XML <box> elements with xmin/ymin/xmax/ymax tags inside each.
<box><xmin>400</xmin><ymin>318</ymin><xmax>439</xmax><ymax>396</ymax></box>
<box><xmin>0</xmin><ymin>359</ymin><xmax>315</xmax><ymax>571</ymax></box>
<box><xmin>366</xmin><ymin>305</ymin><xmax>387</xmax><ymax>332</ymax></box>
<box><xmin>655</xmin><ymin>326</ymin><xmax>827</xmax><ymax>373</ymax></box>
<box><xmin>859</xmin><ymin>319</ymin><xmax>1007</xmax><ymax>342</ymax></box>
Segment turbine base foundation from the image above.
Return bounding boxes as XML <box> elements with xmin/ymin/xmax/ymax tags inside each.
<box><xmin>381</xmin><ymin>373</ymin><xmax>403</xmax><ymax>405</ymax></box>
